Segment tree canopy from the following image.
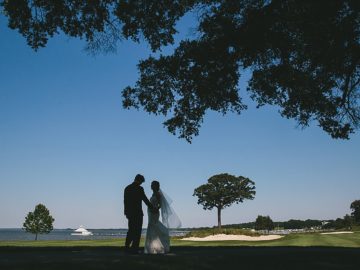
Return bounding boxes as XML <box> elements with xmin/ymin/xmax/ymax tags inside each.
<box><xmin>254</xmin><ymin>215</ymin><xmax>274</xmax><ymax>231</ymax></box>
<box><xmin>350</xmin><ymin>200</ymin><xmax>360</xmax><ymax>223</ymax></box>
<box><xmin>322</xmin><ymin>215</ymin><xmax>353</xmax><ymax>230</ymax></box>
<box><xmin>2</xmin><ymin>0</ymin><xmax>360</xmax><ymax>142</ymax></box>
<box><xmin>224</xmin><ymin>219</ymin><xmax>324</xmax><ymax>230</ymax></box>
<box><xmin>23</xmin><ymin>203</ymin><xmax>55</xmax><ymax>240</ymax></box>
<box><xmin>193</xmin><ymin>173</ymin><xmax>255</xmax><ymax>228</ymax></box>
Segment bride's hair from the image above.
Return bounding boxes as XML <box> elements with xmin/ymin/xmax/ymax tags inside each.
<box><xmin>151</xmin><ymin>180</ymin><xmax>160</xmax><ymax>191</ymax></box>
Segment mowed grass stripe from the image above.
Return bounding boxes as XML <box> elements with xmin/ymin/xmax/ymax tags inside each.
<box><xmin>0</xmin><ymin>232</ymin><xmax>359</xmax><ymax>248</ymax></box>
<box><xmin>318</xmin><ymin>233</ymin><xmax>360</xmax><ymax>247</ymax></box>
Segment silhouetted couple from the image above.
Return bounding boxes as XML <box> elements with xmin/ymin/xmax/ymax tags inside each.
<box><xmin>124</xmin><ymin>174</ymin><xmax>181</xmax><ymax>254</ymax></box>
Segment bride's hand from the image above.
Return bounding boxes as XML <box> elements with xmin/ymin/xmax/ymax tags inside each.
<box><xmin>150</xmin><ymin>207</ymin><xmax>159</xmax><ymax>213</ymax></box>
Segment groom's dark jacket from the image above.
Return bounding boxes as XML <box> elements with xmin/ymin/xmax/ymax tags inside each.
<box><xmin>124</xmin><ymin>182</ymin><xmax>151</xmax><ymax>217</ymax></box>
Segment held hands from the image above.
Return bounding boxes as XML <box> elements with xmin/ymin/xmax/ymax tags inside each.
<box><xmin>149</xmin><ymin>205</ymin><xmax>160</xmax><ymax>213</ymax></box>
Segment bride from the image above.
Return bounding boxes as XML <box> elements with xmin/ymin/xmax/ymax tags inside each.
<box><xmin>144</xmin><ymin>180</ymin><xmax>181</xmax><ymax>254</ymax></box>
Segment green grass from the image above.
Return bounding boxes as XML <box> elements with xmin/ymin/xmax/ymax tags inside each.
<box><xmin>1</xmin><ymin>232</ymin><xmax>360</xmax><ymax>270</ymax></box>
<box><xmin>1</xmin><ymin>231</ymin><xmax>360</xmax><ymax>248</ymax></box>
<box><xmin>176</xmin><ymin>231</ymin><xmax>360</xmax><ymax>247</ymax></box>
<box><xmin>0</xmin><ymin>238</ymin><xmax>125</xmax><ymax>247</ymax></box>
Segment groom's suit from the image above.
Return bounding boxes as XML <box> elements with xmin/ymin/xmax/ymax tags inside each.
<box><xmin>124</xmin><ymin>182</ymin><xmax>152</xmax><ymax>252</ymax></box>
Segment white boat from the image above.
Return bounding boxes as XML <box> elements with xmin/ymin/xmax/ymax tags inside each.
<box><xmin>71</xmin><ymin>225</ymin><xmax>93</xmax><ymax>236</ymax></box>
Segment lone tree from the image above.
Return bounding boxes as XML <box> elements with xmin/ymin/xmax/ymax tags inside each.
<box><xmin>255</xmin><ymin>215</ymin><xmax>274</xmax><ymax>231</ymax></box>
<box><xmin>350</xmin><ymin>200</ymin><xmax>360</xmax><ymax>224</ymax></box>
<box><xmin>23</xmin><ymin>204</ymin><xmax>55</xmax><ymax>240</ymax></box>
<box><xmin>2</xmin><ymin>1</ymin><xmax>359</xmax><ymax>142</ymax></box>
<box><xmin>193</xmin><ymin>173</ymin><xmax>255</xmax><ymax>229</ymax></box>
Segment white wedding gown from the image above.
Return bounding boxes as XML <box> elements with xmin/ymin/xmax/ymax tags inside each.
<box><xmin>144</xmin><ymin>193</ymin><xmax>170</xmax><ymax>254</ymax></box>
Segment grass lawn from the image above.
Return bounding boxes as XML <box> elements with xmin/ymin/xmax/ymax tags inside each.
<box><xmin>1</xmin><ymin>231</ymin><xmax>359</xmax><ymax>248</ymax></box>
<box><xmin>1</xmin><ymin>232</ymin><xmax>360</xmax><ymax>269</ymax></box>
<box><xmin>177</xmin><ymin>231</ymin><xmax>360</xmax><ymax>247</ymax></box>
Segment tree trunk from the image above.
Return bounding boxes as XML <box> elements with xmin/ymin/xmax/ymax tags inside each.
<box><xmin>35</xmin><ymin>233</ymin><xmax>38</xmax><ymax>241</ymax></box>
<box><xmin>217</xmin><ymin>207</ymin><xmax>222</xmax><ymax>229</ymax></box>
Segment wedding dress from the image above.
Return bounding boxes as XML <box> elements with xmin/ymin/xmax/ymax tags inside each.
<box><xmin>144</xmin><ymin>190</ymin><xmax>181</xmax><ymax>254</ymax></box>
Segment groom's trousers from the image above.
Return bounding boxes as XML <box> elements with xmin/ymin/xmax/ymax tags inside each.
<box><xmin>125</xmin><ymin>215</ymin><xmax>143</xmax><ymax>251</ymax></box>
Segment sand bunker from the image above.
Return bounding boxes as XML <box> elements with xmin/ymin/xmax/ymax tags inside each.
<box><xmin>320</xmin><ymin>231</ymin><xmax>354</xmax><ymax>235</ymax></box>
<box><xmin>181</xmin><ymin>234</ymin><xmax>283</xmax><ymax>241</ymax></box>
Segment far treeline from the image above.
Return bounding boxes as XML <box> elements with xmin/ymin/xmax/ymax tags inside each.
<box><xmin>221</xmin><ymin>200</ymin><xmax>360</xmax><ymax>230</ymax></box>
<box><xmin>189</xmin><ymin>216</ymin><xmax>357</xmax><ymax>231</ymax></box>
<box><xmin>223</xmin><ymin>219</ymin><xmax>326</xmax><ymax>230</ymax></box>
<box><xmin>224</xmin><ymin>216</ymin><xmax>359</xmax><ymax>231</ymax></box>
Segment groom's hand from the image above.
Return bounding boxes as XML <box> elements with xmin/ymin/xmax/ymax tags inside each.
<box><xmin>149</xmin><ymin>205</ymin><xmax>159</xmax><ymax>213</ymax></box>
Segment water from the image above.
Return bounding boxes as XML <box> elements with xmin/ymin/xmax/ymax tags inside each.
<box><xmin>0</xmin><ymin>228</ymin><xmax>189</xmax><ymax>241</ymax></box>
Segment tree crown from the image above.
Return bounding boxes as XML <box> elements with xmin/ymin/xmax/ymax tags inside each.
<box><xmin>23</xmin><ymin>203</ymin><xmax>55</xmax><ymax>235</ymax></box>
<box><xmin>350</xmin><ymin>200</ymin><xmax>360</xmax><ymax>223</ymax></box>
<box><xmin>255</xmin><ymin>215</ymin><xmax>274</xmax><ymax>231</ymax></box>
<box><xmin>2</xmin><ymin>0</ymin><xmax>359</xmax><ymax>142</ymax></box>
<box><xmin>193</xmin><ymin>173</ymin><xmax>256</xmax><ymax>210</ymax></box>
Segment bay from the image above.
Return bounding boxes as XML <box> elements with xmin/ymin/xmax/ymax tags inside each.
<box><xmin>0</xmin><ymin>228</ymin><xmax>189</xmax><ymax>241</ymax></box>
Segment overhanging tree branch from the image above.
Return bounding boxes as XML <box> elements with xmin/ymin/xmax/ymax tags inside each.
<box><xmin>2</xmin><ymin>0</ymin><xmax>360</xmax><ymax>142</ymax></box>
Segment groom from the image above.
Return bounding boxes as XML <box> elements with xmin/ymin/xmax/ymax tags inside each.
<box><xmin>124</xmin><ymin>174</ymin><xmax>153</xmax><ymax>254</ymax></box>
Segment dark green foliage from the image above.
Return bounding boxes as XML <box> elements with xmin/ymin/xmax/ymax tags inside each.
<box><xmin>23</xmin><ymin>204</ymin><xmax>54</xmax><ymax>240</ymax></box>
<box><xmin>281</xmin><ymin>219</ymin><xmax>323</xmax><ymax>230</ymax></box>
<box><xmin>222</xmin><ymin>222</ymin><xmax>257</xmax><ymax>229</ymax></box>
<box><xmin>323</xmin><ymin>219</ymin><xmax>347</xmax><ymax>230</ymax></box>
<box><xmin>255</xmin><ymin>215</ymin><xmax>274</xmax><ymax>231</ymax></box>
<box><xmin>350</xmin><ymin>200</ymin><xmax>360</xmax><ymax>223</ymax></box>
<box><xmin>2</xmin><ymin>1</ymin><xmax>360</xmax><ymax>141</ymax></box>
<box><xmin>224</xmin><ymin>219</ymin><xmax>324</xmax><ymax>230</ymax></box>
<box><xmin>193</xmin><ymin>173</ymin><xmax>255</xmax><ymax>229</ymax></box>
<box><xmin>343</xmin><ymin>214</ymin><xmax>354</xmax><ymax>229</ymax></box>
<box><xmin>322</xmin><ymin>215</ymin><xmax>354</xmax><ymax>230</ymax></box>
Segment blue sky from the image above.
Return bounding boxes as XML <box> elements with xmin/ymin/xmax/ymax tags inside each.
<box><xmin>0</xmin><ymin>14</ymin><xmax>359</xmax><ymax>229</ymax></box>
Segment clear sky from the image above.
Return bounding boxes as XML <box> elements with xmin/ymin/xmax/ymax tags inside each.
<box><xmin>0</xmin><ymin>14</ymin><xmax>359</xmax><ymax>229</ymax></box>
